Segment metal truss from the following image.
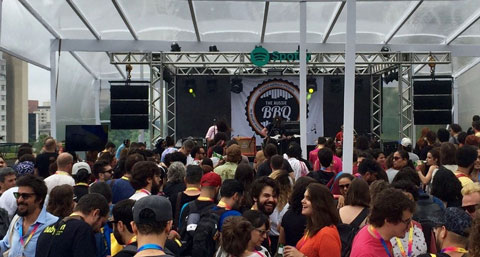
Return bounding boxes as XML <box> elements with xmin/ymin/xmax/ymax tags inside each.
<box><xmin>370</xmin><ymin>74</ymin><xmax>382</xmax><ymax>140</ymax></box>
<box><xmin>110</xmin><ymin>51</ymin><xmax>450</xmax><ymax>146</ymax></box>
<box><xmin>398</xmin><ymin>59</ymin><xmax>414</xmax><ymax>140</ymax></box>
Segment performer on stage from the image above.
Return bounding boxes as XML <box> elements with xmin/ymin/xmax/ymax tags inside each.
<box><xmin>260</xmin><ymin>115</ymin><xmax>286</xmax><ymax>138</ymax></box>
<box><xmin>205</xmin><ymin>119</ymin><xmax>230</xmax><ymax>143</ymax></box>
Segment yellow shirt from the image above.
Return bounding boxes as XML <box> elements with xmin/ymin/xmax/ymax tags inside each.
<box><xmin>454</xmin><ymin>172</ymin><xmax>473</xmax><ymax>188</ymax></box>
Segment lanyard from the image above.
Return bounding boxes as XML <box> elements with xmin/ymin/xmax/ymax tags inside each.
<box><xmin>121</xmin><ymin>176</ymin><xmax>129</xmax><ymax>181</ymax></box>
<box><xmin>55</xmin><ymin>171</ymin><xmax>69</xmax><ymax>176</ymax></box>
<box><xmin>217</xmin><ymin>200</ymin><xmax>231</xmax><ymax>210</ymax></box>
<box><xmin>137</xmin><ymin>243</ymin><xmax>163</xmax><ymax>252</ymax></box>
<box><xmin>395</xmin><ymin>224</ymin><xmax>414</xmax><ymax>257</ymax></box>
<box><xmin>197</xmin><ymin>196</ymin><xmax>214</xmax><ymax>202</ymax></box>
<box><xmin>370</xmin><ymin>226</ymin><xmax>393</xmax><ymax>257</ymax></box>
<box><xmin>19</xmin><ymin>223</ymin><xmax>40</xmax><ymax>247</ymax></box>
<box><xmin>137</xmin><ymin>189</ymin><xmax>151</xmax><ymax>195</ymax></box>
<box><xmin>126</xmin><ymin>236</ymin><xmax>136</xmax><ymax>245</ymax></box>
<box><xmin>441</xmin><ymin>247</ymin><xmax>468</xmax><ymax>254</ymax></box>
<box><xmin>254</xmin><ymin>250</ymin><xmax>265</xmax><ymax>257</ymax></box>
<box><xmin>76</xmin><ymin>182</ymin><xmax>88</xmax><ymax>186</ymax></box>
<box><xmin>185</xmin><ymin>187</ymin><xmax>200</xmax><ymax>192</ymax></box>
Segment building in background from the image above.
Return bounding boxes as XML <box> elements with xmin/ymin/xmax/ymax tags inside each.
<box><xmin>36</xmin><ymin>102</ymin><xmax>50</xmax><ymax>136</ymax></box>
<box><xmin>28</xmin><ymin>100</ymin><xmax>50</xmax><ymax>141</ymax></box>
<box><xmin>0</xmin><ymin>53</ymin><xmax>6</xmax><ymax>143</ymax></box>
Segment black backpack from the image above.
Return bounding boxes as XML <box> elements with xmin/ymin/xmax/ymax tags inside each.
<box><xmin>337</xmin><ymin>208</ymin><xmax>369</xmax><ymax>257</ymax></box>
<box><xmin>179</xmin><ymin>201</ymin><xmax>215</xmax><ymax>256</ymax></box>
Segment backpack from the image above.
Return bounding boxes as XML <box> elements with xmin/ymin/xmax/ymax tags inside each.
<box><xmin>179</xmin><ymin>201</ymin><xmax>215</xmax><ymax>256</ymax></box>
<box><xmin>337</xmin><ymin>207</ymin><xmax>369</xmax><ymax>257</ymax></box>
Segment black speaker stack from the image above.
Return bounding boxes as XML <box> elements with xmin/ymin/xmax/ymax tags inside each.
<box><xmin>413</xmin><ymin>77</ymin><xmax>453</xmax><ymax>125</ymax></box>
<box><xmin>110</xmin><ymin>81</ymin><xmax>149</xmax><ymax>129</ymax></box>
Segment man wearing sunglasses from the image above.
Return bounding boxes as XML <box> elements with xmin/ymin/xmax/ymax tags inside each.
<box><xmin>461</xmin><ymin>182</ymin><xmax>480</xmax><ymax>218</ymax></box>
<box><xmin>0</xmin><ymin>175</ymin><xmax>58</xmax><ymax>257</ymax></box>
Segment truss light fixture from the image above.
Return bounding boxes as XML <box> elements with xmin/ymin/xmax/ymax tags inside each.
<box><xmin>230</xmin><ymin>77</ymin><xmax>243</xmax><ymax>94</ymax></box>
<box><xmin>381</xmin><ymin>46</ymin><xmax>391</xmax><ymax>58</ymax></box>
<box><xmin>185</xmin><ymin>79</ymin><xmax>196</xmax><ymax>97</ymax></box>
<box><xmin>209</xmin><ymin>45</ymin><xmax>219</xmax><ymax>52</ymax></box>
<box><xmin>307</xmin><ymin>77</ymin><xmax>317</xmax><ymax>94</ymax></box>
<box><xmin>171</xmin><ymin>42</ymin><xmax>181</xmax><ymax>52</ymax></box>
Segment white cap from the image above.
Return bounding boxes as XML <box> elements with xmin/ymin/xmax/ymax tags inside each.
<box><xmin>401</xmin><ymin>137</ymin><xmax>412</xmax><ymax>147</ymax></box>
<box><xmin>72</xmin><ymin>162</ymin><xmax>91</xmax><ymax>175</ymax></box>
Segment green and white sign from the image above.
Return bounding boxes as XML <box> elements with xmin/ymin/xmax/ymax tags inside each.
<box><xmin>250</xmin><ymin>46</ymin><xmax>312</xmax><ymax>67</ymax></box>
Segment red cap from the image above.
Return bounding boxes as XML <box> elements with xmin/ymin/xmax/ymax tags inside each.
<box><xmin>200</xmin><ymin>172</ymin><xmax>222</xmax><ymax>187</ymax></box>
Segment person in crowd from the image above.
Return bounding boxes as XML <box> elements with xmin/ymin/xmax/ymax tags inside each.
<box><xmin>473</xmin><ymin>120</ymin><xmax>480</xmax><ymax>137</ymax></box>
<box><xmin>400</xmin><ymin>137</ymin><xmax>420</xmax><ymax>162</ymax></box>
<box><xmin>284</xmin><ymin>183</ymin><xmax>341</xmax><ymax>257</ymax></box>
<box><xmin>439</xmin><ymin>142</ymin><xmax>458</xmax><ymax>173</ymax></box>
<box><xmin>251</xmin><ymin>176</ymin><xmax>279</xmax><ymax>217</ymax></box>
<box><xmin>36</xmin><ymin>193</ymin><xmax>110</xmax><ymax>257</ymax></box>
<box><xmin>241</xmin><ymin>210</ymin><xmax>272</xmax><ymax>256</ymax></box>
<box><xmin>339</xmin><ymin>178</ymin><xmax>370</xmax><ymax>227</ymax></box>
<box><xmin>72</xmin><ymin>162</ymin><xmax>92</xmax><ymax>202</ymax></box>
<box><xmin>115</xmin><ymin>139</ymin><xmax>130</xmax><ymax>160</ymax></box>
<box><xmin>279</xmin><ymin>176</ymin><xmax>317</xmax><ymax>248</ymax></box>
<box><xmin>386</xmin><ymin>150</ymin><xmax>411</xmax><ymax>183</ymax></box>
<box><xmin>458</xmin><ymin>132</ymin><xmax>468</xmax><ymax>148</ymax></box>
<box><xmin>100</xmin><ymin>141</ymin><xmax>116</xmax><ymax>156</ymax></box>
<box><xmin>178</xmin><ymin>172</ymin><xmax>222</xmax><ymax>233</ymax></box>
<box><xmin>0</xmin><ymin>167</ymin><xmax>16</xmax><ymax>196</ymax></box>
<box><xmin>437</xmin><ymin>128</ymin><xmax>450</xmax><ymax>143</ymax></box>
<box><xmin>268</xmin><ymin>170</ymin><xmax>291</xmax><ymax>252</ymax></box>
<box><xmin>358</xmin><ymin>158</ymin><xmax>388</xmax><ymax>185</ymax></box>
<box><xmin>218</xmin><ymin>216</ymin><xmax>255</xmax><ymax>257</ymax></box>
<box><xmin>455</xmin><ymin>145</ymin><xmax>477</xmax><ymax>188</ymax></box>
<box><xmin>418</xmin><ymin>207</ymin><xmax>472</xmax><ymax>257</ymax></box>
<box><xmin>163</xmin><ymin>161</ymin><xmax>186</xmax><ymax>198</ymax></box>
<box><xmin>0</xmin><ymin>175</ymin><xmax>58</xmax><ymax>257</ymax></box>
<box><xmin>47</xmin><ymin>184</ymin><xmax>75</xmax><ymax>219</ymax></box>
<box><xmin>35</xmin><ymin>138</ymin><xmax>58</xmax><ymax>179</ymax></box>
<box><xmin>350</xmin><ymin>188</ymin><xmax>416</xmax><ymax>257</ymax></box>
<box><xmin>417</xmin><ymin>148</ymin><xmax>441</xmax><ymax>193</ymax></box>
<box><xmin>235</xmin><ymin>163</ymin><xmax>255</xmax><ymax>211</ymax></box>
<box><xmin>337</xmin><ymin>173</ymin><xmax>355</xmax><ymax>198</ymax></box>
<box><xmin>110</xmin><ymin>199</ymin><xmax>136</xmax><ymax>257</ymax></box>
<box><xmin>467</xmin><ymin>115</ymin><xmax>480</xmax><ymax>135</ymax></box>
<box><xmin>98</xmin><ymin>152</ymin><xmax>117</xmax><ymax>173</ymax></box>
<box><xmin>390</xmin><ymin>181</ymin><xmax>428</xmax><ymax>257</ymax></box>
<box><xmin>419</xmin><ymin>131</ymin><xmax>438</xmax><ymax>160</ymax></box>
<box><xmin>449</xmin><ymin>124</ymin><xmax>462</xmax><ymax>145</ymax></box>
<box><xmin>189</xmin><ymin>146</ymin><xmax>206</xmax><ymax>165</ymax></box>
<box><xmin>431</xmin><ymin>167</ymin><xmax>463</xmax><ymax>208</ymax></box>
<box><xmin>129</xmin><ymin>161</ymin><xmax>162</xmax><ymax>200</ymax></box>
<box><xmin>285</xmin><ymin>142</ymin><xmax>309</xmax><ymax>180</ymax></box>
<box><xmin>179</xmin><ymin>140</ymin><xmax>195</xmax><ymax>163</ymax></box>
<box><xmin>44</xmin><ymin>152</ymin><xmax>75</xmax><ymax>194</ymax></box>
<box><xmin>13</xmin><ymin>156</ymin><xmax>35</xmax><ymax>177</ymax></box>
<box><xmin>109</xmin><ymin>153</ymin><xmax>144</xmax><ymax>204</ymax></box>
<box><xmin>206</xmin><ymin>119</ymin><xmax>230</xmax><ymax>143</ymax></box>
<box><xmin>468</xmin><ymin>210</ymin><xmax>480</xmax><ymax>257</ymax></box>
<box><xmin>414</xmin><ymin>127</ymin><xmax>431</xmax><ymax>156</ymax></box>
<box><xmin>0</xmin><ymin>155</ymin><xmax>6</xmax><ymax>168</ymax></box>
<box><xmin>170</xmin><ymin>165</ymin><xmax>202</xmax><ymax>228</ymax></box>
<box><xmin>253</xmin><ymin>150</ymin><xmax>266</xmax><ymax>172</ymax></box>
<box><xmin>307</xmin><ymin>148</ymin><xmax>336</xmax><ymax>185</ymax></box>
<box><xmin>91</xmin><ymin>160</ymin><xmax>113</xmax><ymax>184</ymax></box>
<box><xmin>89</xmin><ymin>182</ymin><xmax>114</xmax><ymax>257</ymax></box>
<box><xmin>208</xmin><ymin>132</ymin><xmax>228</xmax><ymax>159</ymax></box>
<box><xmin>471</xmin><ymin>147</ymin><xmax>480</xmax><ymax>182</ymax></box>
<box><xmin>369</xmin><ymin>180</ymin><xmax>391</xmax><ymax>202</ymax></box>
<box><xmin>309</xmin><ymin>137</ymin><xmax>327</xmax><ymax>167</ymax></box>
<box><xmin>215</xmin><ymin>144</ymin><xmax>242</xmax><ymax>181</ymax></box>
<box><xmin>160</xmin><ymin>136</ymin><xmax>177</xmax><ymax>163</ymax></box>
<box><xmin>215</xmin><ymin>179</ymin><xmax>244</xmax><ymax>229</ymax></box>
<box><xmin>461</xmin><ymin>182</ymin><xmax>480</xmax><ymax>218</ymax></box>
<box><xmin>372</xmin><ymin>149</ymin><xmax>386</xmax><ymax>170</ymax></box>
<box><xmin>256</xmin><ymin>144</ymin><xmax>293</xmax><ymax>178</ymax></box>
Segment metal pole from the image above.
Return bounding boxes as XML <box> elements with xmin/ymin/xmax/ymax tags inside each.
<box><xmin>342</xmin><ymin>0</ymin><xmax>356</xmax><ymax>174</ymax></box>
<box><xmin>453</xmin><ymin>77</ymin><xmax>459</xmax><ymax>123</ymax></box>
<box><xmin>50</xmin><ymin>49</ymin><xmax>57</xmax><ymax>138</ymax></box>
<box><xmin>94</xmin><ymin>80</ymin><xmax>100</xmax><ymax>125</ymax></box>
<box><xmin>299</xmin><ymin>1</ymin><xmax>307</xmax><ymax>159</ymax></box>
<box><xmin>139</xmin><ymin>64</ymin><xmax>145</xmax><ymax>143</ymax></box>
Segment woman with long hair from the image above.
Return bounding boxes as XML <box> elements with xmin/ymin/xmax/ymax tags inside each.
<box><xmin>269</xmin><ymin>170</ymin><xmax>293</xmax><ymax>251</ymax></box>
<box><xmin>416</xmin><ymin>148</ymin><xmax>440</xmax><ymax>192</ymax></box>
<box><xmin>339</xmin><ymin>178</ymin><xmax>370</xmax><ymax>227</ymax></box>
<box><xmin>47</xmin><ymin>185</ymin><xmax>75</xmax><ymax>219</ymax></box>
<box><xmin>284</xmin><ymin>184</ymin><xmax>341</xmax><ymax>257</ymax></box>
<box><xmin>414</xmin><ymin>127</ymin><xmax>431</xmax><ymax>156</ymax></box>
<box><xmin>243</xmin><ymin>210</ymin><xmax>272</xmax><ymax>257</ymax></box>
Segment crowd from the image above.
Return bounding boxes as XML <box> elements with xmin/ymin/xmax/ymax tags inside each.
<box><xmin>0</xmin><ymin>117</ymin><xmax>478</xmax><ymax>257</ymax></box>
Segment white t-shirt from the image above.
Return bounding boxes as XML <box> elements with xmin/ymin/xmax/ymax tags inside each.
<box><xmin>0</xmin><ymin>187</ymin><xmax>18</xmax><ymax>219</ymax></box>
<box><xmin>44</xmin><ymin>172</ymin><xmax>75</xmax><ymax>194</ymax></box>
<box><xmin>205</xmin><ymin>125</ymin><xmax>217</xmax><ymax>140</ymax></box>
<box><xmin>269</xmin><ymin>203</ymin><xmax>289</xmax><ymax>236</ymax></box>
<box><xmin>129</xmin><ymin>190</ymin><xmax>151</xmax><ymax>201</ymax></box>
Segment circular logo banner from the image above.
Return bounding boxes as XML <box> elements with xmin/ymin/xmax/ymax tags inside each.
<box><xmin>250</xmin><ymin>46</ymin><xmax>270</xmax><ymax>67</ymax></box>
<box><xmin>246</xmin><ymin>79</ymin><xmax>300</xmax><ymax>136</ymax></box>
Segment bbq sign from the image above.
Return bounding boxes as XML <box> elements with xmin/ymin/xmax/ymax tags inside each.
<box><xmin>246</xmin><ymin>79</ymin><xmax>300</xmax><ymax>135</ymax></box>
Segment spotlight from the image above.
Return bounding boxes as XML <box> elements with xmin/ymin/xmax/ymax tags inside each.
<box><xmin>207</xmin><ymin>78</ymin><xmax>217</xmax><ymax>92</ymax></box>
<box><xmin>209</xmin><ymin>45</ymin><xmax>219</xmax><ymax>52</ymax></box>
<box><xmin>171</xmin><ymin>42</ymin><xmax>181</xmax><ymax>52</ymax></box>
<box><xmin>307</xmin><ymin>77</ymin><xmax>317</xmax><ymax>94</ymax></box>
<box><xmin>185</xmin><ymin>79</ymin><xmax>196</xmax><ymax>97</ymax></box>
<box><xmin>230</xmin><ymin>77</ymin><xmax>243</xmax><ymax>94</ymax></box>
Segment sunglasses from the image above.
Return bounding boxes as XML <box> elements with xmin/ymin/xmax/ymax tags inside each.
<box><xmin>13</xmin><ymin>192</ymin><xmax>35</xmax><ymax>200</ymax></box>
<box><xmin>104</xmin><ymin>169</ymin><xmax>114</xmax><ymax>174</ymax></box>
<box><xmin>462</xmin><ymin>204</ymin><xmax>479</xmax><ymax>214</ymax></box>
<box><xmin>339</xmin><ymin>184</ymin><xmax>350</xmax><ymax>189</ymax></box>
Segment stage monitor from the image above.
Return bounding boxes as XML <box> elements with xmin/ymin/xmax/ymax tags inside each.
<box><xmin>65</xmin><ymin>125</ymin><xmax>108</xmax><ymax>152</ymax></box>
<box><xmin>284</xmin><ymin>121</ymin><xmax>300</xmax><ymax>135</ymax></box>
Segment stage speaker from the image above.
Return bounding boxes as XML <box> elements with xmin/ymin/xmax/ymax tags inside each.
<box><xmin>110</xmin><ymin>85</ymin><xmax>149</xmax><ymax>129</ymax></box>
<box><xmin>413</xmin><ymin>79</ymin><xmax>452</xmax><ymax>125</ymax></box>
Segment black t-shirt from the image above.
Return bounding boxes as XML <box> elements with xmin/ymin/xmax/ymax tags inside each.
<box><xmin>281</xmin><ymin>209</ymin><xmax>306</xmax><ymax>247</ymax></box>
<box><xmin>73</xmin><ymin>185</ymin><xmax>89</xmax><ymax>202</ymax></box>
<box><xmin>36</xmin><ymin>217</ymin><xmax>97</xmax><ymax>257</ymax></box>
<box><xmin>256</xmin><ymin>159</ymin><xmax>294</xmax><ymax>177</ymax></box>
<box><xmin>169</xmin><ymin>191</ymin><xmax>199</xmax><ymax>227</ymax></box>
<box><xmin>178</xmin><ymin>199</ymin><xmax>216</xmax><ymax>234</ymax></box>
<box><xmin>163</xmin><ymin>181</ymin><xmax>186</xmax><ymax>198</ymax></box>
<box><xmin>266</xmin><ymin>123</ymin><xmax>285</xmax><ymax>137</ymax></box>
<box><xmin>35</xmin><ymin>152</ymin><xmax>58</xmax><ymax>178</ymax></box>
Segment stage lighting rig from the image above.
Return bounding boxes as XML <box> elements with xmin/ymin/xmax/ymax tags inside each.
<box><xmin>171</xmin><ymin>42</ymin><xmax>181</xmax><ymax>52</ymax></box>
<box><xmin>185</xmin><ymin>79</ymin><xmax>196</xmax><ymax>97</ymax></box>
<box><xmin>230</xmin><ymin>77</ymin><xmax>243</xmax><ymax>94</ymax></box>
<box><xmin>209</xmin><ymin>45</ymin><xmax>219</xmax><ymax>52</ymax></box>
<box><xmin>307</xmin><ymin>77</ymin><xmax>317</xmax><ymax>94</ymax></box>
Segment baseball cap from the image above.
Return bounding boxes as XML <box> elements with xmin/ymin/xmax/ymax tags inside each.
<box><xmin>200</xmin><ymin>172</ymin><xmax>222</xmax><ymax>187</ymax></box>
<box><xmin>72</xmin><ymin>162</ymin><xmax>91</xmax><ymax>175</ymax></box>
<box><xmin>401</xmin><ymin>137</ymin><xmax>412</xmax><ymax>147</ymax></box>
<box><xmin>432</xmin><ymin>207</ymin><xmax>472</xmax><ymax>237</ymax></box>
<box><xmin>133</xmin><ymin>195</ymin><xmax>172</xmax><ymax>224</ymax></box>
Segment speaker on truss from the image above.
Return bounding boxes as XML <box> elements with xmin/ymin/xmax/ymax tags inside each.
<box><xmin>413</xmin><ymin>78</ymin><xmax>452</xmax><ymax>125</ymax></box>
<box><xmin>110</xmin><ymin>82</ymin><xmax>149</xmax><ymax>129</ymax></box>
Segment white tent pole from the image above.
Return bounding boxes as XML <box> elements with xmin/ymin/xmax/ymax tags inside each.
<box><xmin>50</xmin><ymin>49</ymin><xmax>57</xmax><ymax>139</ymax></box>
<box><xmin>94</xmin><ymin>80</ymin><xmax>100</xmax><ymax>125</ymax></box>
<box><xmin>342</xmin><ymin>0</ymin><xmax>356</xmax><ymax>174</ymax></box>
<box><xmin>453</xmin><ymin>78</ymin><xmax>459</xmax><ymax>124</ymax></box>
<box><xmin>299</xmin><ymin>1</ymin><xmax>307</xmax><ymax>159</ymax></box>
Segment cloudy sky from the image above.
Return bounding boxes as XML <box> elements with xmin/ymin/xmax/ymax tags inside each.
<box><xmin>28</xmin><ymin>63</ymin><xmax>50</xmax><ymax>105</ymax></box>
